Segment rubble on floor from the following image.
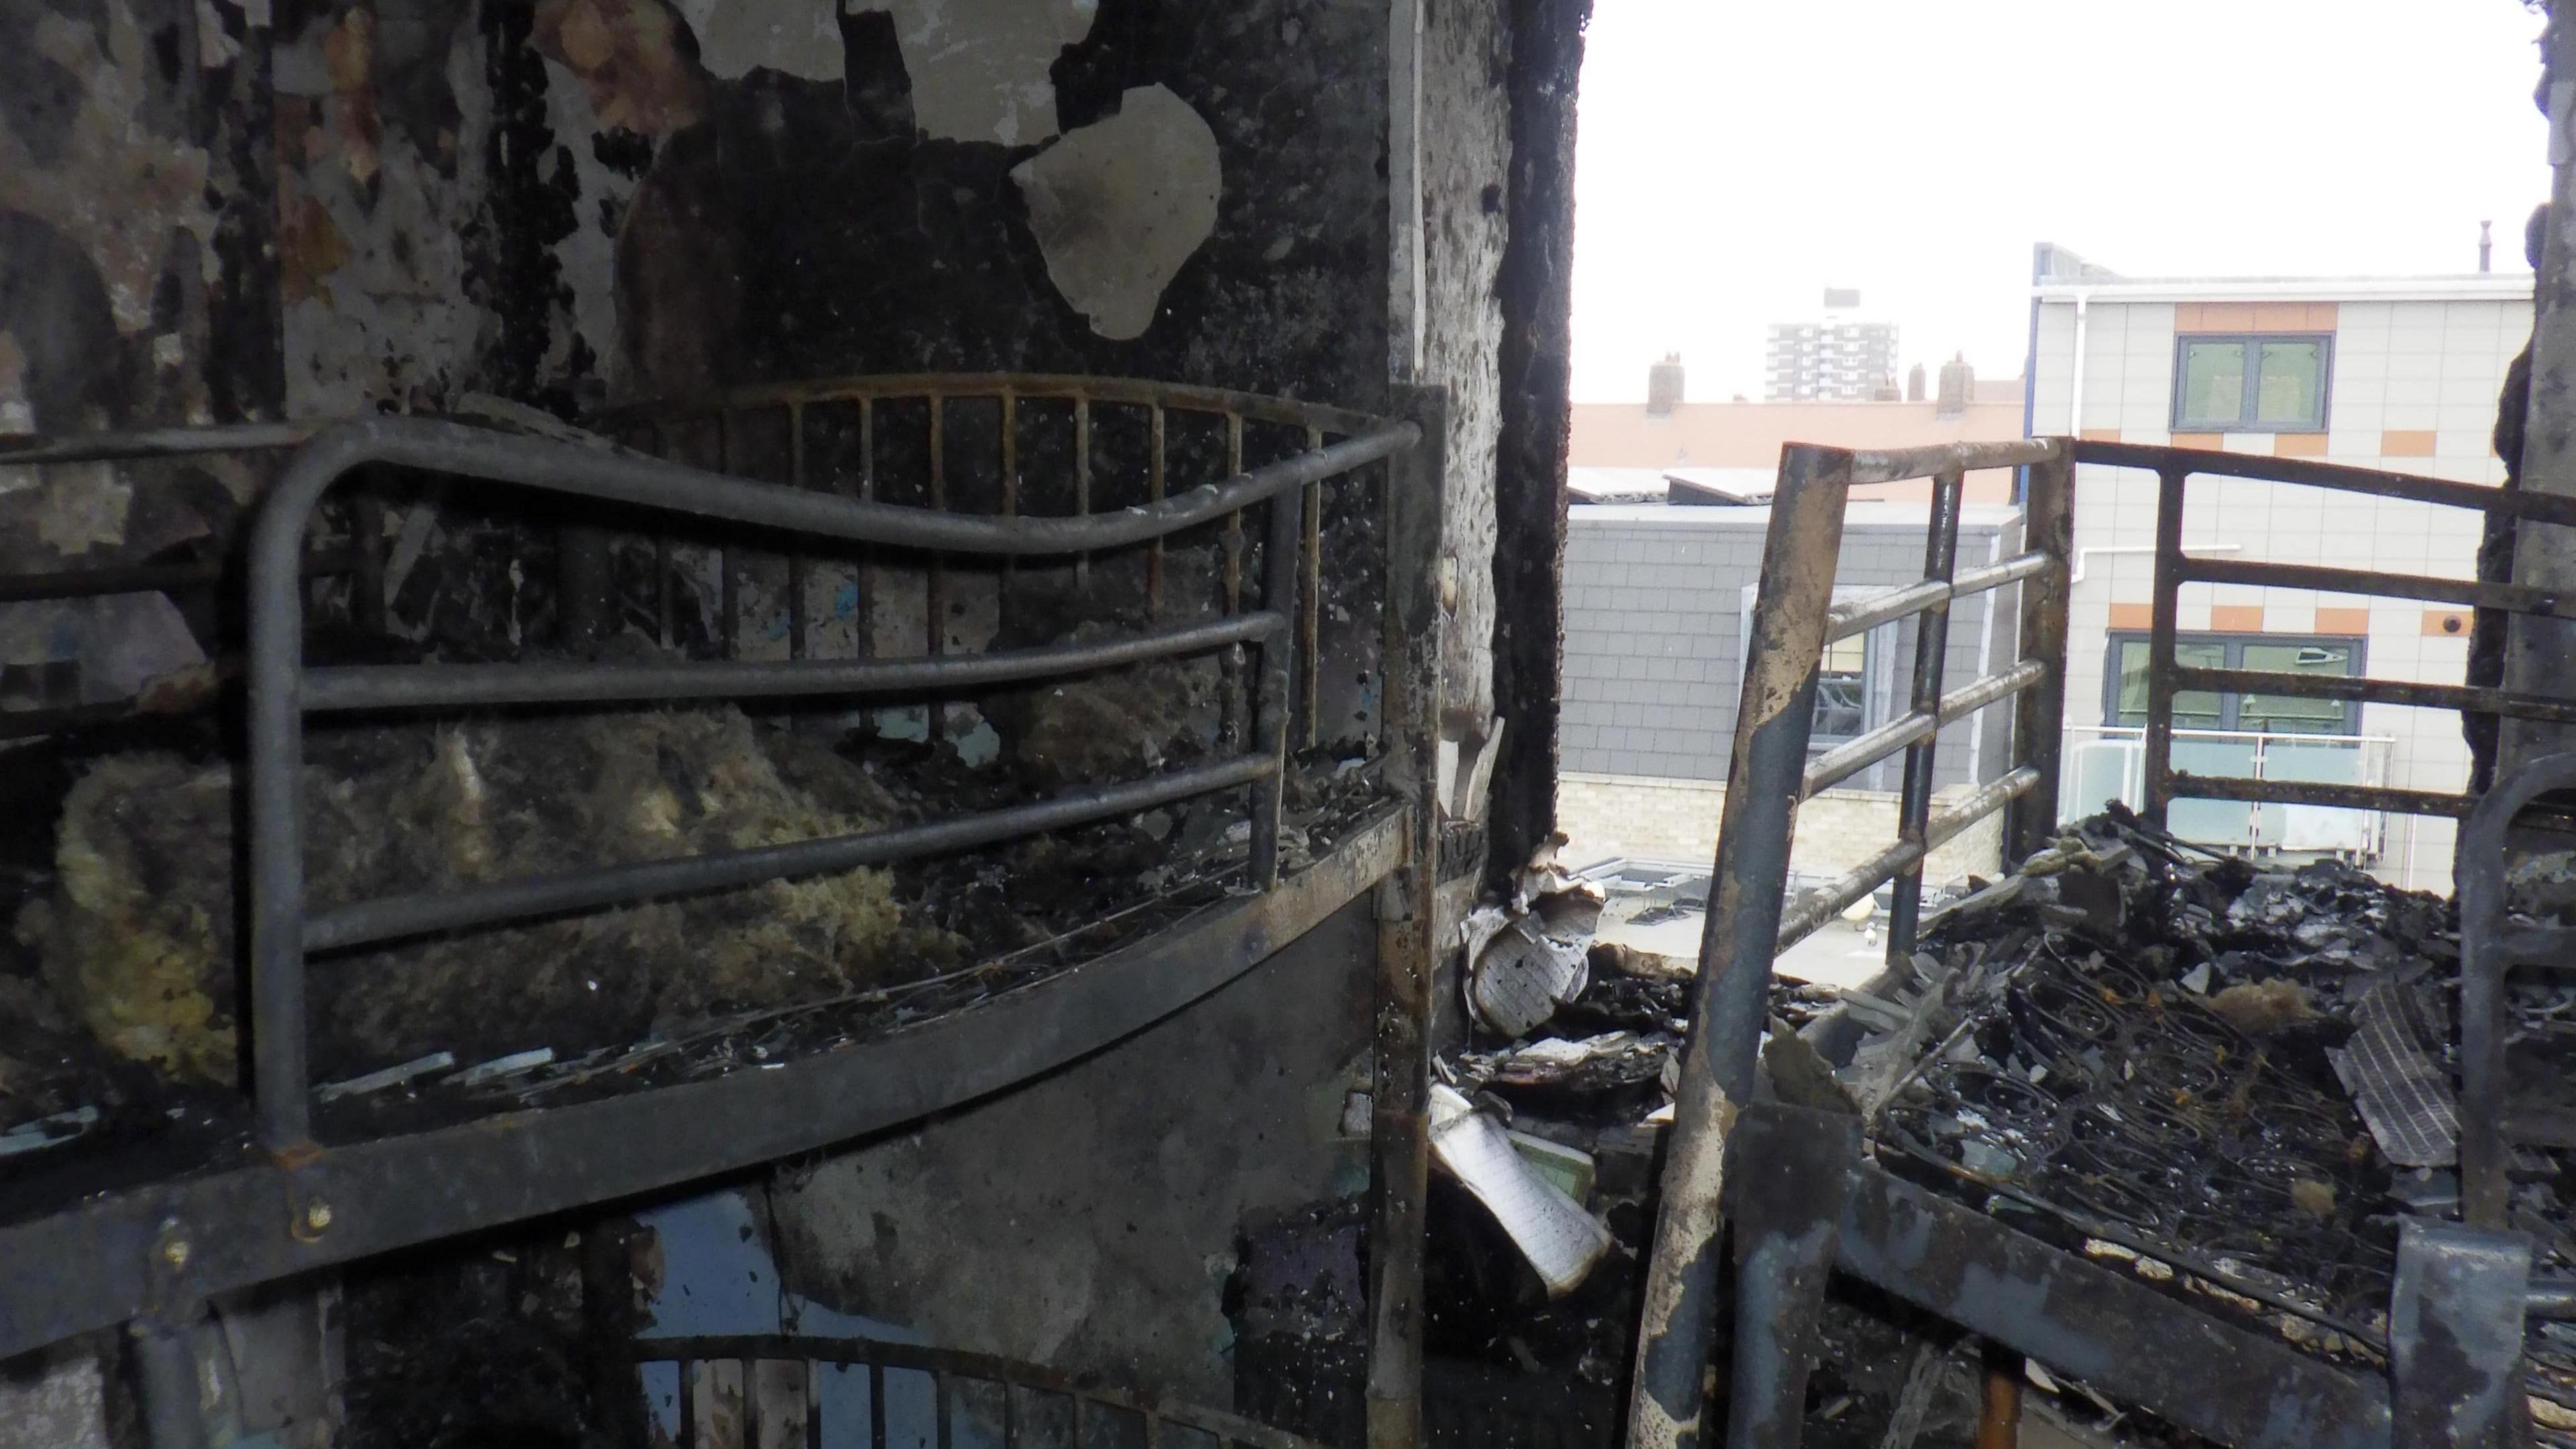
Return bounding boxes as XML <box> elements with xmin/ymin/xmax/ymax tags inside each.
<box><xmin>1428</xmin><ymin>809</ymin><xmax>2576</xmax><ymax>1442</ymax></box>
<box><xmin>1861</xmin><ymin>806</ymin><xmax>2576</xmax><ymax>1438</ymax></box>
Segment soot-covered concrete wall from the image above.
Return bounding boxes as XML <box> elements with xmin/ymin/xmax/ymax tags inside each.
<box><xmin>3</xmin><ymin>0</ymin><xmax>1591</xmax><ymax>1435</ymax></box>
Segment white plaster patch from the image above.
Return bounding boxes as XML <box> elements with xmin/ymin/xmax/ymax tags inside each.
<box><xmin>1011</xmin><ymin>85</ymin><xmax>1219</xmax><ymax>341</ymax></box>
<box><xmin>675</xmin><ymin>0</ymin><xmax>846</xmax><ymax>80</ymax></box>
<box><xmin>857</xmin><ymin>0</ymin><xmax>1095</xmax><ymax>145</ymax></box>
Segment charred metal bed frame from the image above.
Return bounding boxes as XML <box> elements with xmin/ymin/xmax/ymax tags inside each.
<box><xmin>1624</xmin><ymin>437</ymin><xmax>2072</xmax><ymax>1449</ymax></box>
<box><xmin>1631</xmin><ymin>437</ymin><xmax>2559</xmax><ymax>1449</ymax></box>
<box><xmin>631</xmin><ymin>1334</ymin><xmax>1330</xmax><ymax>1449</ymax></box>
<box><xmin>2076</xmin><ymin>439</ymin><xmax>2576</xmax><ymax>826</ymax></box>
<box><xmin>0</xmin><ymin>378</ymin><xmax>1447</xmax><ymax>1449</ymax></box>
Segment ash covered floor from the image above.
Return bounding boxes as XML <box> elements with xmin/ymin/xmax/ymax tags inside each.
<box><xmin>1410</xmin><ymin>810</ymin><xmax>2576</xmax><ymax>1446</ymax></box>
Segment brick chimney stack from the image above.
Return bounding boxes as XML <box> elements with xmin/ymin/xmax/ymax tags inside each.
<box><xmin>1646</xmin><ymin>354</ymin><xmax>1684</xmax><ymax>417</ymax></box>
<box><xmin>1907</xmin><ymin>363</ymin><xmax>1926</xmax><ymax>402</ymax></box>
<box><xmin>1936</xmin><ymin>352</ymin><xmax>1973</xmax><ymax>418</ymax></box>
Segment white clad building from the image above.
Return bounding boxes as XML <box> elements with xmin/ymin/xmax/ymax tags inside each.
<box><xmin>2029</xmin><ymin>248</ymin><xmax>2530</xmax><ymax>890</ymax></box>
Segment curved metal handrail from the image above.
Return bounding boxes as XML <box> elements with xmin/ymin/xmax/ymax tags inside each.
<box><xmin>607</xmin><ymin>370</ymin><xmax>1391</xmax><ymax>438</ymax></box>
<box><xmin>634</xmin><ymin>1333</ymin><xmax>1334</xmax><ymax>1449</ymax></box>
<box><xmin>246</xmin><ymin>411</ymin><xmax>1414</xmax><ymax>1151</ymax></box>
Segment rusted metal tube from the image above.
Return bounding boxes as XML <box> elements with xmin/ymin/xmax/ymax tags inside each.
<box><xmin>1886</xmin><ymin>470</ymin><xmax>1965</xmax><ymax>967</ymax></box>
<box><xmin>2167</xmin><ymin>771</ymin><xmax>2471</xmax><ymax>819</ymax></box>
<box><xmin>2076</xmin><ymin>436</ymin><xmax>2576</xmax><ymax>529</ymax></box>
<box><xmin>1774</xmin><ymin>767</ymin><xmax>2039</xmax><ymax>955</ymax></box>
<box><xmin>1627</xmin><ymin>444</ymin><xmax>1852</xmax><ymax>1449</ymax></box>
<box><xmin>1845</xmin><ymin>437</ymin><xmax>2061</xmax><ymax>485</ymax></box>
<box><xmin>2006</xmin><ymin>449</ymin><xmax>2074</xmax><ymax>862</ymax></box>
<box><xmin>2183</xmin><ymin>555</ymin><xmax>2576</xmax><ymax>621</ymax></box>
<box><xmin>1826</xmin><ymin>551</ymin><xmax>2050</xmax><ymax>643</ymax></box>
<box><xmin>305</xmin><ymin>614</ymin><xmax>1283</xmax><ymax>711</ymax></box>
<box><xmin>2174</xmin><ymin>664</ymin><xmax>2576</xmax><ymax>727</ymax></box>
<box><xmin>2141</xmin><ymin>467</ymin><xmax>2188</xmax><ymax>828</ymax></box>
<box><xmin>1801</xmin><ymin>659</ymin><xmax>2048</xmax><ymax>798</ymax></box>
<box><xmin>1977</xmin><ymin>1346</ymin><xmax>2025</xmax><ymax>1449</ymax></box>
<box><xmin>304</xmin><ymin>756</ymin><xmax>1278</xmax><ymax>954</ymax></box>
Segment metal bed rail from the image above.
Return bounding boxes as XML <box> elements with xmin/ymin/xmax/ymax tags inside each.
<box><xmin>633</xmin><ymin>1334</ymin><xmax>1331</xmax><ymax>1449</ymax></box>
<box><xmin>2074</xmin><ymin>439</ymin><xmax>2576</xmax><ymax>826</ymax></box>
<box><xmin>604</xmin><ymin>374</ymin><xmax>1378</xmax><ymax>755</ymax></box>
<box><xmin>245</xmin><ymin>411</ymin><xmax>1416</xmax><ymax>1154</ymax></box>
<box><xmin>0</xmin><ymin>380</ymin><xmax>1431</xmax><ymax>1401</ymax></box>
<box><xmin>2459</xmin><ymin>751</ymin><xmax>2576</xmax><ymax>1230</ymax></box>
<box><xmin>1621</xmin><ymin>435</ymin><xmax>2077</xmax><ymax>1449</ymax></box>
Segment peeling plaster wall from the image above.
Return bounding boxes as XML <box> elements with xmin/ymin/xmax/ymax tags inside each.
<box><xmin>1419</xmin><ymin>0</ymin><xmax>1510</xmax><ymax>739</ymax></box>
<box><xmin>1</xmin><ymin>0</ymin><xmax>1593</xmax><ymax>1428</ymax></box>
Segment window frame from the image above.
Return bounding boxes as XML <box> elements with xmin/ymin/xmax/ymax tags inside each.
<box><xmin>2169</xmin><ymin>332</ymin><xmax>2334</xmax><ymax>433</ymax></box>
<box><xmin>1741</xmin><ymin>584</ymin><xmax>1900</xmax><ymax>752</ymax></box>
<box><xmin>2101</xmin><ymin>630</ymin><xmax>2367</xmax><ymax>735</ymax></box>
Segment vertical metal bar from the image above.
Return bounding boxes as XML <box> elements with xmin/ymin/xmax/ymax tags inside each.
<box><xmin>1723</xmin><ymin>1104</ymin><xmax>1860</xmax><ymax>1449</ymax></box>
<box><xmin>2006</xmin><ymin>443</ymin><xmax>2074</xmax><ymax>861</ymax></box>
<box><xmin>2141</xmin><ymin>465</ymin><xmax>2188</xmax><ymax>828</ymax></box>
<box><xmin>1303</xmin><ymin>425</ymin><xmax>1326</xmax><ymax>749</ymax></box>
<box><xmin>1976</xmin><ymin>1346</ymin><xmax>2025</xmax><ymax>1449</ymax></box>
<box><xmin>131</xmin><ymin>1318</ymin><xmax>206</xmax><ymax>1449</ymax></box>
<box><xmin>1075</xmin><ymin>395</ymin><xmax>1091</xmax><ymax>589</ymax></box>
<box><xmin>807</xmin><ymin>1361</ymin><xmax>824</xmax><ymax>1449</ymax></box>
<box><xmin>1002</xmin><ymin>1378</ymin><xmax>1018</xmax><ymax>1449</ymax></box>
<box><xmin>352</xmin><ymin>488</ymin><xmax>388</xmax><ymax>637</ymax></box>
<box><xmin>1224</xmin><ymin>413</ymin><xmax>1248</xmax><ymax>748</ymax></box>
<box><xmin>788</xmin><ymin>402</ymin><xmax>808</xmax><ymax>661</ymax></box>
<box><xmin>682</xmin><ymin>1360</ymin><xmax>700</xmax><ymax>1449</ymax></box>
<box><xmin>650</xmin><ymin>423</ymin><xmax>675</xmax><ymax>652</ymax></box>
<box><xmin>1148</xmin><ymin>406</ymin><xmax>1167</xmax><ymax>621</ymax></box>
<box><xmin>1248</xmin><ymin>476</ymin><xmax>1302</xmax><ymax>890</ymax></box>
<box><xmin>249</xmin><ymin>454</ymin><xmax>315</xmax><ymax>1152</ymax></box>
<box><xmin>1627</xmin><ymin>444</ymin><xmax>1854</xmax><ymax>1449</ymax></box>
<box><xmin>860</xmin><ymin>398</ymin><xmax>877</xmax><ymax>659</ymax></box>
<box><xmin>1886</xmin><ymin>469</ymin><xmax>1964</xmax><ymax>968</ymax></box>
<box><xmin>1366</xmin><ymin>384</ymin><xmax>1446</xmax><ymax>1449</ymax></box>
<box><xmin>928</xmin><ymin>395</ymin><xmax>948</xmax><ymax>737</ymax></box>
<box><xmin>935</xmin><ymin>1370</ymin><xmax>953</xmax><ymax>1449</ymax></box>
<box><xmin>869</xmin><ymin>1362</ymin><xmax>887</xmax><ymax>1449</ymax></box>
<box><xmin>1000</xmin><ymin>390</ymin><xmax>1018</xmax><ymax>637</ymax></box>
<box><xmin>744</xmin><ymin>1356</ymin><xmax>763</xmax><ymax>1449</ymax></box>
<box><xmin>719</xmin><ymin>413</ymin><xmax>739</xmax><ymax>661</ymax></box>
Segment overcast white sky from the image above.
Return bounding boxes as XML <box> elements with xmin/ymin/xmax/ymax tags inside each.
<box><xmin>1567</xmin><ymin>1</ymin><xmax>2554</xmax><ymax>402</ymax></box>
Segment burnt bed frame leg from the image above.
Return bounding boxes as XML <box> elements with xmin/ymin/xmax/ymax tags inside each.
<box><xmin>2390</xmin><ymin>1219</ymin><xmax>2534</xmax><ymax>1449</ymax></box>
<box><xmin>2004</xmin><ymin>444</ymin><xmax>2072</xmax><ymax>865</ymax></box>
<box><xmin>130</xmin><ymin>1316</ymin><xmax>207</xmax><ymax>1449</ymax></box>
<box><xmin>1724</xmin><ymin>1103</ymin><xmax>1862</xmax><ymax>1449</ymax></box>
<box><xmin>1367</xmin><ymin>383</ymin><xmax>1446</xmax><ymax>1449</ymax></box>
<box><xmin>1627</xmin><ymin>445</ymin><xmax>1852</xmax><ymax>1449</ymax></box>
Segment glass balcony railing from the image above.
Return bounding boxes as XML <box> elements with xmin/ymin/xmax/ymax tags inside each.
<box><xmin>2058</xmin><ymin>724</ymin><xmax>2397</xmax><ymax>859</ymax></box>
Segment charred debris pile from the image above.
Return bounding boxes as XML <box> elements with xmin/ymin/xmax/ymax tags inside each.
<box><xmin>1419</xmin><ymin>812</ymin><xmax>2576</xmax><ymax>1441</ymax></box>
<box><xmin>0</xmin><ymin>671</ymin><xmax>1394</xmax><ymax>1195</ymax></box>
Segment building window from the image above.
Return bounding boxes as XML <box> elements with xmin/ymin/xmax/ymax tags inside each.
<box><xmin>2171</xmin><ymin>334</ymin><xmax>2332</xmax><ymax>432</ymax></box>
<box><xmin>2104</xmin><ymin>632</ymin><xmax>2364</xmax><ymax>735</ymax></box>
<box><xmin>1740</xmin><ymin>586</ymin><xmax>1896</xmax><ymax>750</ymax></box>
<box><xmin>1814</xmin><ymin>633</ymin><xmax>1870</xmax><ymax>740</ymax></box>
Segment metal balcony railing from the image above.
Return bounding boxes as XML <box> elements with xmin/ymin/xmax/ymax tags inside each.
<box><xmin>2063</xmin><ymin>723</ymin><xmax>2399</xmax><ymax>858</ymax></box>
